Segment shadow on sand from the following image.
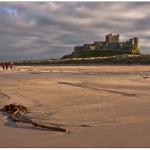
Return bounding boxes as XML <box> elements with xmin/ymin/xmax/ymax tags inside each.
<box><xmin>58</xmin><ymin>81</ymin><xmax>138</xmax><ymax>97</ymax></box>
<box><xmin>1</xmin><ymin>111</ymin><xmax>65</xmax><ymax>132</ymax></box>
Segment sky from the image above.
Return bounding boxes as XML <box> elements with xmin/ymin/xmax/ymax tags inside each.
<box><xmin>0</xmin><ymin>2</ymin><xmax>150</xmax><ymax>61</ymax></box>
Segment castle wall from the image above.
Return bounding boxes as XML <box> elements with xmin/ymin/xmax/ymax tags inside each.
<box><xmin>133</xmin><ymin>37</ymin><xmax>139</xmax><ymax>48</ymax></box>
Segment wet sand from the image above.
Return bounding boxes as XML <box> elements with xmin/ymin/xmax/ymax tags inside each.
<box><xmin>0</xmin><ymin>65</ymin><xmax>150</xmax><ymax>147</ymax></box>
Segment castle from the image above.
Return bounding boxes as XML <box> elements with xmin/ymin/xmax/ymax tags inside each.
<box><xmin>74</xmin><ymin>34</ymin><xmax>140</xmax><ymax>54</ymax></box>
<box><xmin>62</xmin><ymin>34</ymin><xmax>141</xmax><ymax>59</ymax></box>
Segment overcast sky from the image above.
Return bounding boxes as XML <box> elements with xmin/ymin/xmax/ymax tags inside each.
<box><xmin>0</xmin><ymin>2</ymin><xmax>150</xmax><ymax>61</ymax></box>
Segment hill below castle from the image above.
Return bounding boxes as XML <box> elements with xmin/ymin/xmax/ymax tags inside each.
<box><xmin>16</xmin><ymin>54</ymin><xmax>150</xmax><ymax>65</ymax></box>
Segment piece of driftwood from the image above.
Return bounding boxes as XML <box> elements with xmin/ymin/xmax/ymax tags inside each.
<box><xmin>140</xmin><ymin>74</ymin><xmax>149</xmax><ymax>79</ymax></box>
<box><xmin>1</xmin><ymin>104</ymin><xmax>69</xmax><ymax>133</ymax></box>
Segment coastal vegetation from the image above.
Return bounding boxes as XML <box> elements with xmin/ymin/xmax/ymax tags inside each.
<box><xmin>16</xmin><ymin>54</ymin><xmax>150</xmax><ymax>65</ymax></box>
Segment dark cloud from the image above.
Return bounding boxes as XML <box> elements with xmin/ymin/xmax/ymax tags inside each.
<box><xmin>0</xmin><ymin>2</ymin><xmax>149</xmax><ymax>61</ymax></box>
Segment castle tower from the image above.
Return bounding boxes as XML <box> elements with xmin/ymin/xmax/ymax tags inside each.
<box><xmin>114</xmin><ymin>35</ymin><xmax>118</xmax><ymax>43</ymax></box>
<box><xmin>105</xmin><ymin>35</ymin><xmax>109</xmax><ymax>43</ymax></box>
<box><xmin>112</xmin><ymin>35</ymin><xmax>114</xmax><ymax>43</ymax></box>
<box><xmin>129</xmin><ymin>38</ymin><xmax>133</xmax><ymax>45</ymax></box>
<box><xmin>114</xmin><ymin>35</ymin><xmax>117</xmax><ymax>43</ymax></box>
<box><xmin>108</xmin><ymin>34</ymin><xmax>113</xmax><ymax>43</ymax></box>
<box><xmin>133</xmin><ymin>37</ymin><xmax>139</xmax><ymax>48</ymax></box>
<box><xmin>116</xmin><ymin>34</ymin><xmax>120</xmax><ymax>43</ymax></box>
<box><xmin>105</xmin><ymin>34</ymin><xmax>113</xmax><ymax>43</ymax></box>
<box><xmin>105</xmin><ymin>33</ymin><xmax>120</xmax><ymax>44</ymax></box>
<box><xmin>114</xmin><ymin>35</ymin><xmax>116</xmax><ymax>43</ymax></box>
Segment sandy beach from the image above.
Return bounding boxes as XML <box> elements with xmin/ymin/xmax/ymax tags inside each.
<box><xmin>0</xmin><ymin>65</ymin><xmax>150</xmax><ymax>147</ymax></box>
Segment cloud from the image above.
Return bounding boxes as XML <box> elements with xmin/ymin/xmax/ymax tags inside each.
<box><xmin>0</xmin><ymin>2</ymin><xmax>149</xmax><ymax>61</ymax></box>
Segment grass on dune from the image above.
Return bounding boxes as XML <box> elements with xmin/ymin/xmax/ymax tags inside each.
<box><xmin>16</xmin><ymin>54</ymin><xmax>150</xmax><ymax>65</ymax></box>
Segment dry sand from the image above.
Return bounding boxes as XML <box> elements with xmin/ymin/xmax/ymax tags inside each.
<box><xmin>0</xmin><ymin>65</ymin><xmax>150</xmax><ymax>147</ymax></box>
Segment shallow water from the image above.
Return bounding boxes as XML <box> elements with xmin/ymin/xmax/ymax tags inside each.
<box><xmin>1</xmin><ymin>70</ymin><xmax>150</xmax><ymax>81</ymax></box>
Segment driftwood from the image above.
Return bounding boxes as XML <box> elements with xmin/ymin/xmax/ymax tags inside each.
<box><xmin>1</xmin><ymin>104</ymin><xmax>69</xmax><ymax>133</ymax></box>
<box><xmin>140</xmin><ymin>74</ymin><xmax>149</xmax><ymax>79</ymax></box>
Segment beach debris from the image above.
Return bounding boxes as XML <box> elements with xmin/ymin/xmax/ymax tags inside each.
<box><xmin>140</xmin><ymin>74</ymin><xmax>149</xmax><ymax>79</ymax></box>
<box><xmin>1</xmin><ymin>104</ymin><xmax>69</xmax><ymax>133</ymax></box>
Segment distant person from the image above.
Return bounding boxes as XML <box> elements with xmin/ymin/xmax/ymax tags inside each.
<box><xmin>0</xmin><ymin>62</ymin><xmax>1</xmax><ymax>70</ymax></box>
<box><xmin>9</xmin><ymin>61</ymin><xmax>14</xmax><ymax>70</ymax></box>
<box><xmin>5</xmin><ymin>62</ymin><xmax>9</xmax><ymax>70</ymax></box>
<box><xmin>1</xmin><ymin>61</ymin><xmax>5</xmax><ymax>70</ymax></box>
